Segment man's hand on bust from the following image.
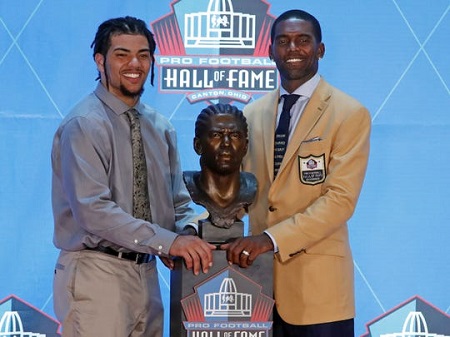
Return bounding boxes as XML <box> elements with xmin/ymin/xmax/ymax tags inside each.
<box><xmin>220</xmin><ymin>233</ymin><xmax>274</xmax><ymax>268</ymax></box>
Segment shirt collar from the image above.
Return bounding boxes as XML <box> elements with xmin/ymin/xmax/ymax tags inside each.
<box><xmin>94</xmin><ymin>83</ymin><xmax>142</xmax><ymax>115</ymax></box>
<box><xmin>279</xmin><ymin>73</ymin><xmax>321</xmax><ymax>99</ymax></box>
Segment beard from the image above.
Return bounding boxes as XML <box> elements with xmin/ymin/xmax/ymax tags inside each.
<box><xmin>104</xmin><ymin>67</ymin><xmax>145</xmax><ymax>99</ymax></box>
<box><xmin>120</xmin><ymin>83</ymin><xmax>145</xmax><ymax>98</ymax></box>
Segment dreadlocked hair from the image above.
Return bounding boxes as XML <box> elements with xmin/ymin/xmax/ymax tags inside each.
<box><xmin>90</xmin><ymin>16</ymin><xmax>156</xmax><ymax>85</ymax></box>
<box><xmin>195</xmin><ymin>103</ymin><xmax>248</xmax><ymax>139</ymax></box>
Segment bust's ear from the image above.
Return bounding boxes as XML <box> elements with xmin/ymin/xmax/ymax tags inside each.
<box><xmin>244</xmin><ymin>139</ymin><xmax>249</xmax><ymax>155</ymax></box>
<box><xmin>193</xmin><ymin>137</ymin><xmax>202</xmax><ymax>155</ymax></box>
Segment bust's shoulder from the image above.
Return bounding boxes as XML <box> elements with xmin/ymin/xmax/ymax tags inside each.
<box><xmin>241</xmin><ymin>171</ymin><xmax>257</xmax><ymax>184</ymax></box>
<box><xmin>240</xmin><ymin>172</ymin><xmax>257</xmax><ymax>202</ymax></box>
<box><xmin>183</xmin><ymin>171</ymin><xmax>200</xmax><ymax>198</ymax></box>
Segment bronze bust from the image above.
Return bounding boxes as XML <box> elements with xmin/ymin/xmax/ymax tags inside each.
<box><xmin>184</xmin><ymin>103</ymin><xmax>257</xmax><ymax>234</ymax></box>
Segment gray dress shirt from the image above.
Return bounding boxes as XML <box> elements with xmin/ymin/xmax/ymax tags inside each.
<box><xmin>51</xmin><ymin>83</ymin><xmax>195</xmax><ymax>256</ymax></box>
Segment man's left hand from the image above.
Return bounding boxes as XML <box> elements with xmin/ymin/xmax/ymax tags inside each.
<box><xmin>220</xmin><ymin>234</ymin><xmax>274</xmax><ymax>268</ymax></box>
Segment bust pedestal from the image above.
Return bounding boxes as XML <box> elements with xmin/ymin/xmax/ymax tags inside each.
<box><xmin>199</xmin><ymin>218</ymin><xmax>244</xmax><ymax>245</ymax></box>
<box><xmin>170</xmin><ymin>219</ymin><xmax>274</xmax><ymax>337</ymax></box>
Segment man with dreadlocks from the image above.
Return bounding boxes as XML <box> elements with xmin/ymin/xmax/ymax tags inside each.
<box><xmin>51</xmin><ymin>16</ymin><xmax>215</xmax><ymax>337</ymax></box>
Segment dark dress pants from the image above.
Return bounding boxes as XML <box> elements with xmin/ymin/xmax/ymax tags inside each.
<box><xmin>273</xmin><ymin>306</ymin><xmax>354</xmax><ymax>337</ymax></box>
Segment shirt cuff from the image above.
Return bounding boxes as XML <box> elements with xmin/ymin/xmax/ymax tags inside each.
<box><xmin>264</xmin><ymin>230</ymin><xmax>278</xmax><ymax>253</ymax></box>
<box><xmin>184</xmin><ymin>222</ymin><xmax>198</xmax><ymax>235</ymax></box>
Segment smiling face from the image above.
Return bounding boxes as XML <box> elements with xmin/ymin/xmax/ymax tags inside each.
<box><xmin>95</xmin><ymin>33</ymin><xmax>151</xmax><ymax>106</ymax></box>
<box><xmin>195</xmin><ymin>113</ymin><xmax>248</xmax><ymax>176</ymax></box>
<box><xmin>269</xmin><ymin>18</ymin><xmax>325</xmax><ymax>93</ymax></box>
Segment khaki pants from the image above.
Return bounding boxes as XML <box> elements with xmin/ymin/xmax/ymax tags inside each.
<box><xmin>53</xmin><ymin>249</ymin><xmax>163</xmax><ymax>337</ymax></box>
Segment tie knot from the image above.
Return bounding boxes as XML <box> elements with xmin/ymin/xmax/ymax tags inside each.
<box><xmin>126</xmin><ymin>109</ymin><xmax>140</xmax><ymax>125</ymax></box>
<box><xmin>281</xmin><ymin>94</ymin><xmax>300</xmax><ymax>112</ymax></box>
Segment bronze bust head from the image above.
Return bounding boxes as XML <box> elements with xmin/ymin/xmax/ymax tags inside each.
<box><xmin>184</xmin><ymin>103</ymin><xmax>257</xmax><ymax>231</ymax></box>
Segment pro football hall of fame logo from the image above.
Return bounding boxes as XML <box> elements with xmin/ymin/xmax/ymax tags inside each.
<box><xmin>151</xmin><ymin>0</ymin><xmax>277</xmax><ymax>104</ymax></box>
<box><xmin>0</xmin><ymin>295</ymin><xmax>60</xmax><ymax>336</ymax></box>
<box><xmin>180</xmin><ymin>266</ymin><xmax>274</xmax><ymax>337</ymax></box>
<box><xmin>362</xmin><ymin>296</ymin><xmax>450</xmax><ymax>337</ymax></box>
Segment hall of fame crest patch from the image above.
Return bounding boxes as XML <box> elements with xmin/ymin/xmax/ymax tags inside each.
<box><xmin>298</xmin><ymin>154</ymin><xmax>326</xmax><ymax>185</ymax></box>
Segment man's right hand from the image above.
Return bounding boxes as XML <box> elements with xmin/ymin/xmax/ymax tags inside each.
<box><xmin>169</xmin><ymin>235</ymin><xmax>216</xmax><ymax>275</ymax></box>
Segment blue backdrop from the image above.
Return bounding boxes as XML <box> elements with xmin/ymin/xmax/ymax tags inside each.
<box><xmin>1</xmin><ymin>1</ymin><xmax>449</xmax><ymax>336</ymax></box>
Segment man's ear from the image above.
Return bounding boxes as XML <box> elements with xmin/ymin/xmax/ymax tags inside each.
<box><xmin>193</xmin><ymin>137</ymin><xmax>202</xmax><ymax>155</ymax></box>
<box><xmin>317</xmin><ymin>42</ymin><xmax>325</xmax><ymax>59</ymax></box>
<box><xmin>94</xmin><ymin>53</ymin><xmax>105</xmax><ymax>72</ymax></box>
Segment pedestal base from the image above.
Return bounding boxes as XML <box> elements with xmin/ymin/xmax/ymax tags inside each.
<box><xmin>199</xmin><ymin>219</ymin><xmax>244</xmax><ymax>245</ymax></box>
<box><xmin>170</xmin><ymin>250</ymin><xmax>274</xmax><ymax>337</ymax></box>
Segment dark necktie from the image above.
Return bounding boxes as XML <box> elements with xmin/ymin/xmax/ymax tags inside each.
<box><xmin>274</xmin><ymin>94</ymin><xmax>300</xmax><ymax>177</ymax></box>
<box><xmin>126</xmin><ymin>109</ymin><xmax>152</xmax><ymax>222</ymax></box>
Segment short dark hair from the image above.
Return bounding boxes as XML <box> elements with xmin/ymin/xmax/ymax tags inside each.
<box><xmin>195</xmin><ymin>103</ymin><xmax>248</xmax><ymax>139</ymax></box>
<box><xmin>90</xmin><ymin>16</ymin><xmax>156</xmax><ymax>84</ymax></box>
<box><xmin>270</xmin><ymin>9</ymin><xmax>322</xmax><ymax>43</ymax></box>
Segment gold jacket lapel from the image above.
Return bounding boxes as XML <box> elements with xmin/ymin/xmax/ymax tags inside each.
<box><xmin>261</xmin><ymin>89</ymin><xmax>280</xmax><ymax>181</ymax></box>
<box><xmin>282</xmin><ymin>80</ymin><xmax>331</xmax><ymax>169</ymax></box>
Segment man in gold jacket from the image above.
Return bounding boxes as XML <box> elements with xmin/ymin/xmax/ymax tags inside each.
<box><xmin>222</xmin><ymin>9</ymin><xmax>371</xmax><ymax>337</ymax></box>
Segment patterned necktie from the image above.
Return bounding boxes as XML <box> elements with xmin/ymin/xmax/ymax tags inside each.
<box><xmin>274</xmin><ymin>94</ymin><xmax>300</xmax><ymax>178</ymax></box>
<box><xmin>126</xmin><ymin>109</ymin><xmax>152</xmax><ymax>222</ymax></box>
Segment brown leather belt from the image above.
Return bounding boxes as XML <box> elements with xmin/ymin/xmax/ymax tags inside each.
<box><xmin>86</xmin><ymin>246</ymin><xmax>154</xmax><ymax>264</ymax></box>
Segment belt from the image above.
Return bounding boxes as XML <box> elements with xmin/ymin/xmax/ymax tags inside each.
<box><xmin>86</xmin><ymin>246</ymin><xmax>154</xmax><ymax>264</ymax></box>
